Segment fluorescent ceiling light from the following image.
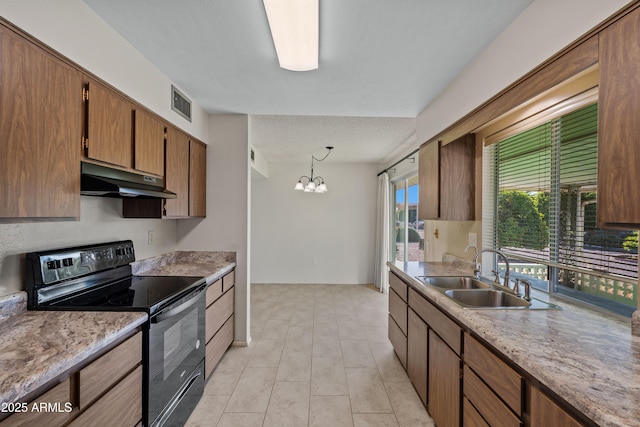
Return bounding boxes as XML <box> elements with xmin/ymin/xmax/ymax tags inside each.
<box><xmin>263</xmin><ymin>0</ymin><xmax>319</xmax><ymax>71</ymax></box>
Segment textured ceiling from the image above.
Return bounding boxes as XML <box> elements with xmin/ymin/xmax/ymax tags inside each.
<box><xmin>83</xmin><ymin>0</ymin><xmax>531</xmax><ymax>162</ymax></box>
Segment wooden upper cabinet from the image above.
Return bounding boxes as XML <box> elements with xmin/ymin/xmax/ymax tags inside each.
<box><xmin>418</xmin><ymin>141</ymin><xmax>440</xmax><ymax>220</ymax></box>
<box><xmin>440</xmin><ymin>134</ymin><xmax>475</xmax><ymax>220</ymax></box>
<box><xmin>133</xmin><ymin>109</ymin><xmax>164</xmax><ymax>176</ymax></box>
<box><xmin>84</xmin><ymin>80</ymin><xmax>132</xmax><ymax>169</ymax></box>
<box><xmin>164</xmin><ymin>126</ymin><xmax>190</xmax><ymax>217</ymax></box>
<box><xmin>597</xmin><ymin>7</ymin><xmax>640</xmax><ymax>228</ymax></box>
<box><xmin>0</xmin><ymin>23</ymin><xmax>82</xmax><ymax>219</ymax></box>
<box><xmin>418</xmin><ymin>134</ymin><xmax>475</xmax><ymax>221</ymax></box>
<box><xmin>189</xmin><ymin>140</ymin><xmax>207</xmax><ymax>217</ymax></box>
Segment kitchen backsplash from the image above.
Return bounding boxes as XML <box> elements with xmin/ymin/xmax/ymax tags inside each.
<box><xmin>0</xmin><ymin>197</ymin><xmax>178</xmax><ymax>297</ymax></box>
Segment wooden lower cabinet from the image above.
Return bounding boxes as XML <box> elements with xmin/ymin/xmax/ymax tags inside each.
<box><xmin>428</xmin><ymin>330</ymin><xmax>460</xmax><ymax>427</ymax></box>
<box><xmin>0</xmin><ymin>331</ymin><xmax>142</xmax><ymax>427</ymax></box>
<box><xmin>463</xmin><ymin>397</ymin><xmax>490</xmax><ymax>427</ymax></box>
<box><xmin>205</xmin><ymin>270</ymin><xmax>235</xmax><ymax>379</ymax></box>
<box><xmin>389</xmin><ymin>288</ymin><xmax>407</xmax><ymax>335</ymax></box>
<box><xmin>68</xmin><ymin>365</ymin><xmax>142</xmax><ymax>427</ymax></box>
<box><xmin>407</xmin><ymin>308</ymin><xmax>428</xmax><ymax>405</ymax></box>
<box><xmin>388</xmin><ymin>273</ymin><xmax>409</xmax><ymax>369</ymax></box>
<box><xmin>389</xmin><ymin>275</ymin><xmax>592</xmax><ymax>427</ymax></box>
<box><xmin>388</xmin><ymin>314</ymin><xmax>407</xmax><ymax>369</ymax></box>
<box><xmin>529</xmin><ymin>386</ymin><xmax>583</xmax><ymax>427</ymax></box>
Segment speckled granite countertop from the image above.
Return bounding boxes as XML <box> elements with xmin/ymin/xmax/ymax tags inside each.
<box><xmin>389</xmin><ymin>261</ymin><xmax>640</xmax><ymax>427</ymax></box>
<box><xmin>0</xmin><ymin>292</ymin><xmax>146</xmax><ymax>406</ymax></box>
<box><xmin>131</xmin><ymin>251</ymin><xmax>236</xmax><ymax>284</ymax></box>
<box><xmin>0</xmin><ymin>251</ymin><xmax>235</xmax><ymax>408</ymax></box>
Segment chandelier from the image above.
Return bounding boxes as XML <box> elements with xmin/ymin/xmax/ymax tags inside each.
<box><xmin>294</xmin><ymin>147</ymin><xmax>334</xmax><ymax>193</ymax></box>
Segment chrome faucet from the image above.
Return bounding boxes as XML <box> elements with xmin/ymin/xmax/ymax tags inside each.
<box><xmin>473</xmin><ymin>249</ymin><xmax>510</xmax><ymax>290</ymax></box>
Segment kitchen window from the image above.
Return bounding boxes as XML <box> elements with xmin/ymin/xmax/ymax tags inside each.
<box><xmin>482</xmin><ymin>101</ymin><xmax>638</xmax><ymax>317</ymax></box>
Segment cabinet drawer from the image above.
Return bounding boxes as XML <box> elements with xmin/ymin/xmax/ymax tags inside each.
<box><xmin>389</xmin><ymin>288</ymin><xmax>407</xmax><ymax>335</ymax></box>
<box><xmin>206</xmin><ymin>278</ymin><xmax>223</xmax><ymax>307</ymax></box>
<box><xmin>464</xmin><ymin>334</ymin><xmax>521</xmax><ymax>414</ymax></box>
<box><xmin>78</xmin><ymin>332</ymin><xmax>142</xmax><ymax>410</ymax></box>
<box><xmin>69</xmin><ymin>365</ymin><xmax>142</xmax><ymax>427</ymax></box>
<box><xmin>388</xmin><ymin>314</ymin><xmax>407</xmax><ymax>368</ymax></box>
<box><xmin>409</xmin><ymin>288</ymin><xmax>461</xmax><ymax>355</ymax></box>
<box><xmin>464</xmin><ymin>365</ymin><xmax>521</xmax><ymax>427</ymax></box>
<box><xmin>206</xmin><ymin>288</ymin><xmax>234</xmax><ymax>343</ymax></box>
<box><xmin>529</xmin><ymin>386</ymin><xmax>582</xmax><ymax>427</ymax></box>
<box><xmin>389</xmin><ymin>272</ymin><xmax>407</xmax><ymax>302</ymax></box>
<box><xmin>205</xmin><ymin>315</ymin><xmax>234</xmax><ymax>378</ymax></box>
<box><xmin>463</xmin><ymin>397</ymin><xmax>490</xmax><ymax>427</ymax></box>
<box><xmin>223</xmin><ymin>270</ymin><xmax>235</xmax><ymax>292</ymax></box>
<box><xmin>0</xmin><ymin>379</ymin><xmax>72</xmax><ymax>427</ymax></box>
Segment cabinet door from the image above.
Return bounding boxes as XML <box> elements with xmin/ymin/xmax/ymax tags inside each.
<box><xmin>529</xmin><ymin>386</ymin><xmax>582</xmax><ymax>427</ymax></box>
<box><xmin>0</xmin><ymin>25</ymin><xmax>81</xmax><ymax>219</ymax></box>
<box><xmin>134</xmin><ymin>109</ymin><xmax>164</xmax><ymax>176</ymax></box>
<box><xmin>597</xmin><ymin>7</ymin><xmax>640</xmax><ymax>227</ymax></box>
<box><xmin>85</xmin><ymin>80</ymin><xmax>132</xmax><ymax>169</ymax></box>
<box><xmin>407</xmin><ymin>308</ymin><xmax>428</xmax><ymax>406</ymax></box>
<box><xmin>440</xmin><ymin>134</ymin><xmax>475</xmax><ymax>220</ymax></box>
<box><xmin>164</xmin><ymin>126</ymin><xmax>190</xmax><ymax>217</ymax></box>
<box><xmin>428</xmin><ymin>331</ymin><xmax>460</xmax><ymax>427</ymax></box>
<box><xmin>418</xmin><ymin>141</ymin><xmax>440</xmax><ymax>220</ymax></box>
<box><xmin>189</xmin><ymin>140</ymin><xmax>207</xmax><ymax>217</ymax></box>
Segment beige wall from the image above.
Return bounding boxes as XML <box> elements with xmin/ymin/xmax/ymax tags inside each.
<box><xmin>178</xmin><ymin>115</ymin><xmax>251</xmax><ymax>345</ymax></box>
<box><xmin>0</xmin><ymin>198</ymin><xmax>178</xmax><ymax>296</ymax></box>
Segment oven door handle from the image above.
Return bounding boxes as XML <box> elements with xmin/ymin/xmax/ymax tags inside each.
<box><xmin>151</xmin><ymin>286</ymin><xmax>205</xmax><ymax>323</ymax></box>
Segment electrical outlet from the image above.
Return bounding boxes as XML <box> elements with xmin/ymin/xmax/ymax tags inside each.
<box><xmin>468</xmin><ymin>232</ymin><xmax>478</xmax><ymax>246</ymax></box>
<box><xmin>148</xmin><ymin>230</ymin><xmax>155</xmax><ymax>245</ymax></box>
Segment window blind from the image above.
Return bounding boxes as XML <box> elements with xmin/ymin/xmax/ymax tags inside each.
<box><xmin>488</xmin><ymin>103</ymin><xmax>637</xmax><ymax>280</ymax></box>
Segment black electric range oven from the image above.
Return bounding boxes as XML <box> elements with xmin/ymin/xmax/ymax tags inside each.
<box><xmin>25</xmin><ymin>240</ymin><xmax>206</xmax><ymax>427</ymax></box>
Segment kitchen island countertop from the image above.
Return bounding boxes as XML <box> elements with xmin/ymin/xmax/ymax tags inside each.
<box><xmin>389</xmin><ymin>260</ymin><xmax>640</xmax><ymax>427</ymax></box>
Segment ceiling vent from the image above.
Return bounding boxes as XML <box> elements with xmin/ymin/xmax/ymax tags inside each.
<box><xmin>171</xmin><ymin>85</ymin><xmax>192</xmax><ymax>122</ymax></box>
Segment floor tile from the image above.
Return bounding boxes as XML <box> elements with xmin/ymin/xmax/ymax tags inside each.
<box><xmin>262</xmin><ymin>318</ymin><xmax>291</xmax><ymax>339</ymax></box>
<box><xmin>345</xmin><ymin>368</ymin><xmax>393</xmax><ymax>414</ymax></box>
<box><xmin>201</xmin><ymin>284</ymin><xmax>435</xmax><ymax>427</ymax></box>
<box><xmin>184</xmin><ymin>394</ymin><xmax>229</xmax><ymax>426</ymax></box>
<box><xmin>341</xmin><ymin>339</ymin><xmax>376</xmax><ymax>368</ymax></box>
<box><xmin>216</xmin><ymin>412</ymin><xmax>265</xmax><ymax>427</ymax></box>
<box><xmin>309</xmin><ymin>395</ymin><xmax>354</xmax><ymax>427</ymax></box>
<box><xmin>247</xmin><ymin>339</ymin><xmax>285</xmax><ymax>368</ymax></box>
<box><xmin>312</xmin><ymin>333</ymin><xmax>342</xmax><ymax>358</ymax></box>
<box><xmin>276</xmin><ymin>347</ymin><xmax>312</xmax><ymax>382</ymax></box>
<box><xmin>311</xmin><ymin>357</ymin><xmax>349</xmax><ymax>396</ymax></box>
<box><xmin>224</xmin><ymin>367</ymin><xmax>277</xmax><ymax>413</ymax></box>
<box><xmin>384</xmin><ymin>381</ymin><xmax>434</xmax><ymax>427</ymax></box>
<box><xmin>352</xmin><ymin>414</ymin><xmax>400</xmax><ymax>427</ymax></box>
<box><xmin>263</xmin><ymin>381</ymin><xmax>310</xmax><ymax>427</ymax></box>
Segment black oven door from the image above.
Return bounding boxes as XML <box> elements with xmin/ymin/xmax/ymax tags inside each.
<box><xmin>148</xmin><ymin>283</ymin><xmax>206</xmax><ymax>427</ymax></box>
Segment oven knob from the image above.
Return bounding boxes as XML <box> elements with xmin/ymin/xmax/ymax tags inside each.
<box><xmin>195</xmin><ymin>339</ymin><xmax>201</xmax><ymax>350</ymax></box>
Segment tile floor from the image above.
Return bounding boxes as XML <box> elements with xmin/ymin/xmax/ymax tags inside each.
<box><xmin>186</xmin><ymin>283</ymin><xmax>435</xmax><ymax>427</ymax></box>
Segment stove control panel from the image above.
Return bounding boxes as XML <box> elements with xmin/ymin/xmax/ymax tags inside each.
<box><xmin>29</xmin><ymin>240</ymin><xmax>136</xmax><ymax>285</ymax></box>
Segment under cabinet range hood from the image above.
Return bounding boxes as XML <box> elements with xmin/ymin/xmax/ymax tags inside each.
<box><xmin>81</xmin><ymin>162</ymin><xmax>177</xmax><ymax>199</ymax></box>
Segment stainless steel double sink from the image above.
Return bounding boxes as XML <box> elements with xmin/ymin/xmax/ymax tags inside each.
<box><xmin>415</xmin><ymin>276</ymin><xmax>561</xmax><ymax>310</ymax></box>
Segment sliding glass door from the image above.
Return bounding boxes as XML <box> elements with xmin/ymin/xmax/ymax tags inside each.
<box><xmin>392</xmin><ymin>175</ymin><xmax>423</xmax><ymax>262</ymax></box>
